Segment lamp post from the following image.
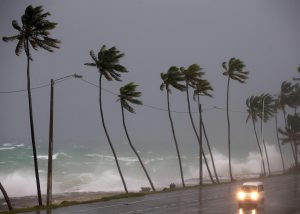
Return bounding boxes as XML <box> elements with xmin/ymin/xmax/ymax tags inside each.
<box><xmin>46</xmin><ymin>74</ymin><xmax>82</xmax><ymax>206</ymax></box>
<box><xmin>261</xmin><ymin>95</ymin><xmax>271</xmax><ymax>176</ymax></box>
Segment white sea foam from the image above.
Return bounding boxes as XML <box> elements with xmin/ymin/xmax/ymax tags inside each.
<box><xmin>0</xmin><ymin>147</ymin><xmax>15</xmax><ymax>150</ymax></box>
<box><xmin>2</xmin><ymin>143</ymin><xmax>13</xmax><ymax>147</ymax></box>
<box><xmin>36</xmin><ymin>152</ymin><xmax>72</xmax><ymax>160</ymax></box>
<box><xmin>15</xmin><ymin>144</ymin><xmax>24</xmax><ymax>147</ymax></box>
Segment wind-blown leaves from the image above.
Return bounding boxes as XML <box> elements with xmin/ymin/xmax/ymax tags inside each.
<box><xmin>118</xmin><ymin>82</ymin><xmax>142</xmax><ymax>114</ymax></box>
<box><xmin>3</xmin><ymin>5</ymin><xmax>61</xmax><ymax>59</ymax></box>
<box><xmin>160</xmin><ymin>66</ymin><xmax>186</xmax><ymax>93</ymax></box>
<box><xmin>85</xmin><ymin>45</ymin><xmax>128</xmax><ymax>81</ymax></box>
<box><xmin>222</xmin><ymin>58</ymin><xmax>249</xmax><ymax>83</ymax></box>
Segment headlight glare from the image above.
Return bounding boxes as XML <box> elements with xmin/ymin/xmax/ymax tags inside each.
<box><xmin>251</xmin><ymin>192</ymin><xmax>258</xmax><ymax>200</ymax></box>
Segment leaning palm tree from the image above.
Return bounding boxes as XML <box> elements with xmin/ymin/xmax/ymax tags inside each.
<box><xmin>222</xmin><ymin>58</ymin><xmax>249</xmax><ymax>181</ymax></box>
<box><xmin>246</xmin><ymin>95</ymin><xmax>266</xmax><ymax>176</ymax></box>
<box><xmin>160</xmin><ymin>66</ymin><xmax>186</xmax><ymax>187</ymax></box>
<box><xmin>85</xmin><ymin>45</ymin><xmax>128</xmax><ymax>193</ymax></box>
<box><xmin>278</xmin><ymin>81</ymin><xmax>297</xmax><ymax>163</ymax></box>
<box><xmin>3</xmin><ymin>5</ymin><xmax>61</xmax><ymax>205</ymax></box>
<box><xmin>181</xmin><ymin>64</ymin><xmax>215</xmax><ymax>184</ymax></box>
<box><xmin>0</xmin><ymin>182</ymin><xmax>13</xmax><ymax>211</ymax></box>
<box><xmin>118</xmin><ymin>82</ymin><xmax>156</xmax><ymax>192</ymax></box>
<box><xmin>273</xmin><ymin>98</ymin><xmax>285</xmax><ymax>172</ymax></box>
<box><xmin>258</xmin><ymin>94</ymin><xmax>275</xmax><ymax>176</ymax></box>
<box><xmin>278</xmin><ymin>114</ymin><xmax>300</xmax><ymax>167</ymax></box>
<box><xmin>193</xmin><ymin>78</ymin><xmax>219</xmax><ymax>183</ymax></box>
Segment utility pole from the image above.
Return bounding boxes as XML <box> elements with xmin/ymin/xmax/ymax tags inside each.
<box><xmin>46</xmin><ymin>74</ymin><xmax>82</xmax><ymax>206</ymax></box>
<box><xmin>199</xmin><ymin>103</ymin><xmax>203</xmax><ymax>186</ymax></box>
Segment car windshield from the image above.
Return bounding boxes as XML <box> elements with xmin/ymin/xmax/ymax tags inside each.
<box><xmin>241</xmin><ymin>185</ymin><xmax>257</xmax><ymax>192</ymax></box>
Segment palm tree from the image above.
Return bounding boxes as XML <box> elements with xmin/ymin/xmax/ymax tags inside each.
<box><xmin>273</xmin><ymin>98</ymin><xmax>285</xmax><ymax>172</ymax></box>
<box><xmin>0</xmin><ymin>182</ymin><xmax>13</xmax><ymax>211</ymax></box>
<box><xmin>181</xmin><ymin>64</ymin><xmax>215</xmax><ymax>184</ymax></box>
<box><xmin>278</xmin><ymin>81</ymin><xmax>297</xmax><ymax>162</ymax></box>
<box><xmin>222</xmin><ymin>58</ymin><xmax>249</xmax><ymax>181</ymax></box>
<box><xmin>118</xmin><ymin>82</ymin><xmax>156</xmax><ymax>192</ymax></box>
<box><xmin>193</xmin><ymin>79</ymin><xmax>220</xmax><ymax>183</ymax></box>
<box><xmin>258</xmin><ymin>93</ymin><xmax>275</xmax><ymax>176</ymax></box>
<box><xmin>3</xmin><ymin>5</ymin><xmax>61</xmax><ymax>205</ymax></box>
<box><xmin>85</xmin><ymin>45</ymin><xmax>128</xmax><ymax>193</ymax></box>
<box><xmin>160</xmin><ymin>66</ymin><xmax>186</xmax><ymax>187</ymax></box>
<box><xmin>278</xmin><ymin>114</ymin><xmax>300</xmax><ymax>167</ymax></box>
<box><xmin>246</xmin><ymin>95</ymin><xmax>266</xmax><ymax>176</ymax></box>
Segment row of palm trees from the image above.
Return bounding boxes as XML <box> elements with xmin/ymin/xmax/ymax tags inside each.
<box><xmin>1</xmin><ymin>4</ymin><xmax>299</xmax><ymax>211</ymax></box>
<box><xmin>246</xmin><ymin>77</ymin><xmax>300</xmax><ymax>177</ymax></box>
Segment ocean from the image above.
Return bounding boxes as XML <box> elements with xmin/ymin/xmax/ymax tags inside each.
<box><xmin>0</xmin><ymin>140</ymin><xmax>283</xmax><ymax>198</ymax></box>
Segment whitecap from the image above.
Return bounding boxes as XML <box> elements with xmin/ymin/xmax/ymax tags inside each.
<box><xmin>2</xmin><ymin>143</ymin><xmax>13</xmax><ymax>147</ymax></box>
<box><xmin>0</xmin><ymin>147</ymin><xmax>15</xmax><ymax>150</ymax></box>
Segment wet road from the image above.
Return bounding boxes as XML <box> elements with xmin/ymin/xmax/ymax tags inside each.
<box><xmin>26</xmin><ymin>174</ymin><xmax>300</xmax><ymax>214</ymax></box>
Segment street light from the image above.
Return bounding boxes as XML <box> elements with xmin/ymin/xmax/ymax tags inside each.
<box><xmin>46</xmin><ymin>74</ymin><xmax>82</xmax><ymax>206</ymax></box>
<box><xmin>261</xmin><ymin>94</ymin><xmax>271</xmax><ymax>176</ymax></box>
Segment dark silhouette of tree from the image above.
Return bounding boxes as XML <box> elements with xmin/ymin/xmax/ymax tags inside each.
<box><xmin>278</xmin><ymin>81</ymin><xmax>297</xmax><ymax>163</ymax></box>
<box><xmin>3</xmin><ymin>5</ymin><xmax>61</xmax><ymax>205</ymax></box>
<box><xmin>222</xmin><ymin>58</ymin><xmax>249</xmax><ymax>181</ymax></box>
<box><xmin>193</xmin><ymin>78</ymin><xmax>219</xmax><ymax>183</ymax></box>
<box><xmin>0</xmin><ymin>182</ymin><xmax>13</xmax><ymax>211</ymax></box>
<box><xmin>85</xmin><ymin>45</ymin><xmax>128</xmax><ymax>193</ymax></box>
<box><xmin>279</xmin><ymin>114</ymin><xmax>300</xmax><ymax>167</ymax></box>
<box><xmin>181</xmin><ymin>64</ymin><xmax>215</xmax><ymax>184</ymax></box>
<box><xmin>258</xmin><ymin>94</ymin><xmax>275</xmax><ymax>176</ymax></box>
<box><xmin>246</xmin><ymin>95</ymin><xmax>266</xmax><ymax>176</ymax></box>
<box><xmin>160</xmin><ymin>66</ymin><xmax>186</xmax><ymax>187</ymax></box>
<box><xmin>273</xmin><ymin>98</ymin><xmax>286</xmax><ymax>172</ymax></box>
<box><xmin>118</xmin><ymin>82</ymin><xmax>156</xmax><ymax>192</ymax></box>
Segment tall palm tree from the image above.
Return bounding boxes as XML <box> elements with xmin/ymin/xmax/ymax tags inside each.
<box><xmin>258</xmin><ymin>94</ymin><xmax>275</xmax><ymax>176</ymax></box>
<box><xmin>181</xmin><ymin>64</ymin><xmax>215</xmax><ymax>184</ymax></box>
<box><xmin>85</xmin><ymin>45</ymin><xmax>128</xmax><ymax>193</ymax></box>
<box><xmin>0</xmin><ymin>182</ymin><xmax>13</xmax><ymax>211</ymax></box>
<box><xmin>273</xmin><ymin>98</ymin><xmax>285</xmax><ymax>172</ymax></box>
<box><xmin>278</xmin><ymin>81</ymin><xmax>297</xmax><ymax>162</ymax></box>
<box><xmin>246</xmin><ymin>95</ymin><xmax>266</xmax><ymax>176</ymax></box>
<box><xmin>222</xmin><ymin>58</ymin><xmax>249</xmax><ymax>181</ymax></box>
<box><xmin>3</xmin><ymin>5</ymin><xmax>61</xmax><ymax>205</ymax></box>
<box><xmin>118</xmin><ymin>82</ymin><xmax>156</xmax><ymax>192</ymax></box>
<box><xmin>193</xmin><ymin>79</ymin><xmax>220</xmax><ymax>183</ymax></box>
<box><xmin>160</xmin><ymin>66</ymin><xmax>186</xmax><ymax>187</ymax></box>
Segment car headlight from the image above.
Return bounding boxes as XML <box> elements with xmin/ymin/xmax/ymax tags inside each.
<box><xmin>238</xmin><ymin>191</ymin><xmax>246</xmax><ymax>200</ymax></box>
<box><xmin>251</xmin><ymin>192</ymin><xmax>258</xmax><ymax>200</ymax></box>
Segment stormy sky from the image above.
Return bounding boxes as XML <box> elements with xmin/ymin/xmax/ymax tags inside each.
<box><xmin>1</xmin><ymin>0</ymin><xmax>299</xmax><ymax>162</ymax></box>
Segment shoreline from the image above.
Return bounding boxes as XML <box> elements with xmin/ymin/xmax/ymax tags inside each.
<box><xmin>0</xmin><ymin>191</ymin><xmax>121</xmax><ymax>212</ymax></box>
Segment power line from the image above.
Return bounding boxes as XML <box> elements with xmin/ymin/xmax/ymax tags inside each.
<box><xmin>0</xmin><ymin>77</ymin><xmax>247</xmax><ymax>114</ymax></box>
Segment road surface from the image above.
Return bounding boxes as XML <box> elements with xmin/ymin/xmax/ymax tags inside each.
<box><xmin>24</xmin><ymin>174</ymin><xmax>300</xmax><ymax>213</ymax></box>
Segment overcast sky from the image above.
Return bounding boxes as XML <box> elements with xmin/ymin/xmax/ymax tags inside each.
<box><xmin>1</xmin><ymin>0</ymin><xmax>299</xmax><ymax>159</ymax></box>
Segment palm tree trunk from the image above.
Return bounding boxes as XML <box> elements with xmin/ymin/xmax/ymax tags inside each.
<box><xmin>260</xmin><ymin>117</ymin><xmax>271</xmax><ymax>176</ymax></box>
<box><xmin>282</xmin><ymin>107</ymin><xmax>297</xmax><ymax>163</ymax></box>
<box><xmin>226</xmin><ymin>77</ymin><xmax>233</xmax><ymax>181</ymax></box>
<box><xmin>166</xmin><ymin>89</ymin><xmax>185</xmax><ymax>187</ymax></box>
<box><xmin>25</xmin><ymin>39</ymin><xmax>42</xmax><ymax>206</ymax></box>
<box><xmin>0</xmin><ymin>182</ymin><xmax>13</xmax><ymax>211</ymax></box>
<box><xmin>99</xmin><ymin>74</ymin><xmax>128</xmax><ymax>193</ymax></box>
<box><xmin>197</xmin><ymin>96</ymin><xmax>219</xmax><ymax>183</ymax></box>
<box><xmin>121</xmin><ymin>105</ymin><xmax>156</xmax><ymax>192</ymax></box>
<box><xmin>186</xmin><ymin>83</ymin><xmax>215</xmax><ymax>183</ymax></box>
<box><xmin>275</xmin><ymin>112</ymin><xmax>285</xmax><ymax>172</ymax></box>
<box><xmin>252</xmin><ymin>118</ymin><xmax>266</xmax><ymax>176</ymax></box>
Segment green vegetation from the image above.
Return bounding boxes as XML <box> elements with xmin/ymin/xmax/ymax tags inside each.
<box><xmin>118</xmin><ymin>83</ymin><xmax>156</xmax><ymax>192</ymax></box>
<box><xmin>84</xmin><ymin>45</ymin><xmax>129</xmax><ymax>194</ymax></box>
<box><xmin>2</xmin><ymin>5</ymin><xmax>60</xmax><ymax>206</ymax></box>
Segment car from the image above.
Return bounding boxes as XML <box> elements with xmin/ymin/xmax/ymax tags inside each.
<box><xmin>237</xmin><ymin>181</ymin><xmax>264</xmax><ymax>207</ymax></box>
